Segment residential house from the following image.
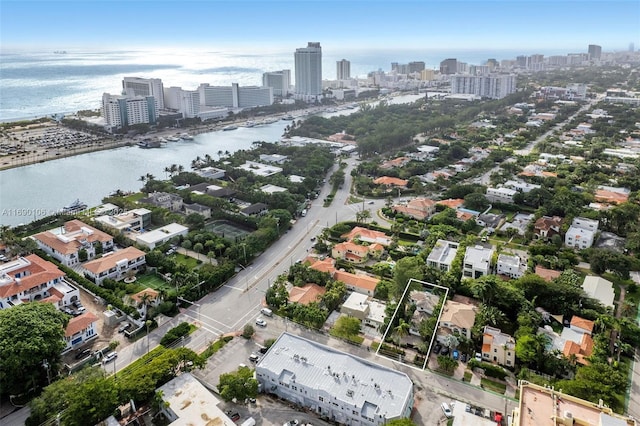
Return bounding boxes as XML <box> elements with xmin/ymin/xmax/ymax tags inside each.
<box><xmin>438</xmin><ymin>300</ymin><xmax>477</xmax><ymax>342</ymax></box>
<box><xmin>581</xmin><ymin>275</ymin><xmax>615</xmax><ymax>309</ymax></box>
<box><xmin>340</xmin><ymin>292</ymin><xmax>387</xmax><ymax>331</ymax></box>
<box><xmin>135</xmin><ymin>223</ymin><xmax>189</xmax><ymax>249</ymax></box>
<box><xmin>332</xmin><ymin>241</ymin><xmax>384</xmax><ymax>264</ymax></box>
<box><xmin>240</xmin><ymin>203</ymin><xmax>269</xmax><ymax>216</ymax></box>
<box><xmin>462</xmin><ymin>245</ymin><xmax>494</xmax><ymax>279</ymax></box>
<box><xmin>533</xmin><ymin>216</ymin><xmax>562</xmax><ymax>240</ymax></box>
<box><xmin>497</xmin><ymin>254</ymin><xmax>524</xmax><ymax>279</ymax></box>
<box><xmin>565</xmin><ymin>217</ymin><xmax>599</xmax><ymax>249</ymax></box>
<box><xmin>32</xmin><ymin>220</ymin><xmax>114</xmax><ymax>266</ymax></box>
<box><xmin>373</xmin><ymin>176</ymin><xmax>408</xmax><ymax>188</ymax></box>
<box><xmin>481</xmin><ymin>326</ymin><xmax>516</xmax><ymax>367</ymax></box>
<box><xmin>95</xmin><ymin>208</ymin><xmax>152</xmax><ymax>232</ymax></box>
<box><xmin>436</xmin><ymin>198</ymin><xmax>465</xmax><ymax>210</ymax></box>
<box><xmin>0</xmin><ymin>254</ymin><xmax>80</xmax><ymax>310</ymax></box>
<box><xmin>410</xmin><ymin>290</ymin><xmax>441</xmax><ymax>316</ymax></box>
<box><xmin>260</xmin><ymin>184</ymin><xmax>288</xmax><ymax>194</ymax></box>
<box><xmin>503</xmin><ymin>180</ymin><xmax>541</xmax><ymax>193</ymax></box>
<box><xmin>82</xmin><ymin>247</ymin><xmax>146</xmax><ymax>285</ymax></box>
<box><xmin>183</xmin><ymin>203</ymin><xmax>211</xmax><ymax>219</ymax></box>
<box><xmin>238</xmin><ymin>161</ymin><xmax>282</xmax><ymax>177</ymax></box>
<box><xmin>288</xmin><ymin>284</ymin><xmax>326</xmax><ymax>305</ymax></box>
<box><xmin>193</xmin><ymin>166</ymin><xmax>225</xmax><ymax>180</ymax></box>
<box><xmin>380</xmin><ymin>156</ymin><xmax>410</xmax><ymax>170</ymax></box>
<box><xmin>392</xmin><ymin>198</ymin><xmax>436</xmax><ymax>220</ymax></box>
<box><xmin>485</xmin><ymin>187</ymin><xmax>517</xmax><ymax>204</ymax></box>
<box><xmin>476</xmin><ymin>213</ymin><xmax>504</xmax><ymax>230</ymax></box>
<box><xmin>341</xmin><ymin>227</ymin><xmax>392</xmax><ymax>246</ymax></box>
<box><xmin>140</xmin><ymin>192</ymin><xmax>183</xmax><ymax>212</ymax></box>
<box><xmin>308</xmin><ymin>257</ymin><xmax>337</xmax><ymax>274</ymax></box>
<box><xmin>334</xmin><ymin>270</ymin><xmax>380</xmax><ymax>297</ymax></box>
<box><xmin>255</xmin><ymin>333</ymin><xmax>414</xmax><ymax>426</ymax></box>
<box><xmin>259</xmin><ymin>153</ymin><xmax>288</xmax><ymax>164</ymax></box>
<box><xmin>129</xmin><ymin>287</ymin><xmax>161</xmax><ymax>319</ymax></box>
<box><xmin>63</xmin><ymin>312</ymin><xmax>99</xmax><ymax>353</ymax></box>
<box><xmin>534</xmin><ymin>265</ymin><xmax>561</xmax><ymax>282</ymax></box>
<box><xmin>426</xmin><ymin>240</ymin><xmax>459</xmax><ymax>272</ymax></box>
<box><xmin>594</xmin><ymin>186</ymin><xmax>630</xmax><ymax>205</ymax></box>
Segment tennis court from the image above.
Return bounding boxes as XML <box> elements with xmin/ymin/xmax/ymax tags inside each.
<box><xmin>206</xmin><ymin>220</ymin><xmax>252</xmax><ymax>240</ymax></box>
<box><xmin>136</xmin><ymin>273</ymin><xmax>172</xmax><ymax>291</ymax></box>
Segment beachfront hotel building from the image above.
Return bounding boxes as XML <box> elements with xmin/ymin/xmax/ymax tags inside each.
<box><xmin>294</xmin><ymin>42</ymin><xmax>322</xmax><ymax>98</ymax></box>
<box><xmin>163</xmin><ymin>87</ymin><xmax>200</xmax><ymax>118</ymax></box>
<box><xmin>122</xmin><ymin>77</ymin><xmax>165</xmax><ymax>110</ymax></box>
<box><xmin>256</xmin><ymin>333</ymin><xmax>414</xmax><ymax>425</ymax></box>
<box><xmin>102</xmin><ymin>93</ymin><xmax>157</xmax><ymax>130</ymax></box>
<box><xmin>197</xmin><ymin>83</ymin><xmax>273</xmax><ymax>108</ymax></box>
<box><xmin>262</xmin><ymin>70</ymin><xmax>291</xmax><ymax>97</ymax></box>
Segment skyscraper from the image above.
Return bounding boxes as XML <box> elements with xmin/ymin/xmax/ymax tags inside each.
<box><xmin>294</xmin><ymin>42</ymin><xmax>322</xmax><ymax>97</ymax></box>
<box><xmin>336</xmin><ymin>59</ymin><xmax>351</xmax><ymax>80</ymax></box>
<box><xmin>588</xmin><ymin>44</ymin><xmax>602</xmax><ymax>60</ymax></box>
<box><xmin>122</xmin><ymin>77</ymin><xmax>165</xmax><ymax>110</ymax></box>
<box><xmin>439</xmin><ymin>58</ymin><xmax>458</xmax><ymax>75</ymax></box>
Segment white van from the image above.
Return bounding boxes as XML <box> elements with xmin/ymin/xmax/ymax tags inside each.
<box><xmin>260</xmin><ymin>308</ymin><xmax>273</xmax><ymax>317</ymax></box>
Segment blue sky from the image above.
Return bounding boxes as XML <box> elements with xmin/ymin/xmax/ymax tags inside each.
<box><xmin>1</xmin><ymin>0</ymin><xmax>639</xmax><ymax>52</ymax></box>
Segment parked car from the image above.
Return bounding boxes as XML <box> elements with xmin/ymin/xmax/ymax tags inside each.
<box><xmin>433</xmin><ymin>344</ymin><xmax>442</xmax><ymax>354</ymax></box>
<box><xmin>441</xmin><ymin>402</ymin><xmax>453</xmax><ymax>418</ymax></box>
<box><xmin>452</xmin><ymin>350</ymin><xmax>459</xmax><ymax>360</ymax></box>
<box><xmin>259</xmin><ymin>346</ymin><xmax>268</xmax><ymax>354</ymax></box>
<box><xmin>475</xmin><ymin>352</ymin><xmax>482</xmax><ymax>362</ymax></box>
<box><xmin>460</xmin><ymin>353</ymin><xmax>468</xmax><ymax>363</ymax></box>
<box><xmin>440</xmin><ymin>346</ymin><xmax>450</xmax><ymax>356</ymax></box>
<box><xmin>249</xmin><ymin>353</ymin><xmax>260</xmax><ymax>363</ymax></box>
<box><xmin>102</xmin><ymin>352</ymin><xmax>118</xmax><ymax>363</ymax></box>
<box><xmin>229</xmin><ymin>412</ymin><xmax>240</xmax><ymax>422</ymax></box>
<box><xmin>75</xmin><ymin>306</ymin><xmax>87</xmax><ymax>314</ymax></box>
<box><xmin>255</xmin><ymin>318</ymin><xmax>267</xmax><ymax>327</ymax></box>
<box><xmin>118</xmin><ymin>323</ymin><xmax>131</xmax><ymax>333</ymax></box>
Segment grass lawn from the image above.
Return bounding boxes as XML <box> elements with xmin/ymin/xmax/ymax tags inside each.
<box><xmin>124</xmin><ymin>192</ymin><xmax>146</xmax><ymax>203</ymax></box>
<box><xmin>136</xmin><ymin>273</ymin><xmax>173</xmax><ymax>291</ymax></box>
<box><xmin>481</xmin><ymin>378</ymin><xmax>507</xmax><ymax>394</ymax></box>
<box><xmin>201</xmin><ymin>336</ymin><xmax>233</xmax><ymax>359</ymax></box>
<box><xmin>174</xmin><ymin>253</ymin><xmax>200</xmax><ymax>269</ymax></box>
<box><xmin>463</xmin><ymin>371</ymin><xmax>472</xmax><ymax>382</ymax></box>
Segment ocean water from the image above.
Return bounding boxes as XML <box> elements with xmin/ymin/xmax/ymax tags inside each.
<box><xmin>0</xmin><ymin>47</ymin><xmax>570</xmax><ymax>122</ymax></box>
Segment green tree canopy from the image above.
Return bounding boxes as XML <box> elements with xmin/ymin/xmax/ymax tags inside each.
<box><xmin>218</xmin><ymin>366</ymin><xmax>259</xmax><ymax>402</ymax></box>
<box><xmin>0</xmin><ymin>303</ymin><xmax>69</xmax><ymax>395</ymax></box>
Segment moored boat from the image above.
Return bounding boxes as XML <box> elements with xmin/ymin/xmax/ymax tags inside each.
<box><xmin>62</xmin><ymin>199</ymin><xmax>87</xmax><ymax>213</ymax></box>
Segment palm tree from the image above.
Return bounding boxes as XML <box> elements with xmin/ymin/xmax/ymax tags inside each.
<box><xmin>393</xmin><ymin>320</ymin><xmax>411</xmax><ymax>348</ymax></box>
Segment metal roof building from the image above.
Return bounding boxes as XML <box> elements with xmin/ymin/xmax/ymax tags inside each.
<box><xmin>256</xmin><ymin>333</ymin><xmax>414</xmax><ymax>425</ymax></box>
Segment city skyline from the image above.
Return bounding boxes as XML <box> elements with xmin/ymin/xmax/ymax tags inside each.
<box><xmin>1</xmin><ymin>0</ymin><xmax>638</xmax><ymax>52</ymax></box>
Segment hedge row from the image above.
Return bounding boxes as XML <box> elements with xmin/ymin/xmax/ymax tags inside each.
<box><xmin>160</xmin><ymin>322</ymin><xmax>191</xmax><ymax>347</ymax></box>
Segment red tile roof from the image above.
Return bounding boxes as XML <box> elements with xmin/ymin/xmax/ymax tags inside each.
<box><xmin>534</xmin><ymin>265</ymin><xmax>561</xmax><ymax>282</ymax></box>
<box><xmin>288</xmin><ymin>284</ymin><xmax>326</xmax><ymax>305</ymax></box>
<box><xmin>33</xmin><ymin>220</ymin><xmax>112</xmax><ymax>255</ymax></box>
<box><xmin>436</xmin><ymin>198</ymin><xmax>464</xmax><ymax>209</ymax></box>
<box><xmin>373</xmin><ymin>176</ymin><xmax>408</xmax><ymax>187</ymax></box>
<box><xmin>65</xmin><ymin>312</ymin><xmax>98</xmax><ymax>337</ymax></box>
<box><xmin>82</xmin><ymin>247</ymin><xmax>145</xmax><ymax>275</ymax></box>
<box><xmin>570</xmin><ymin>316</ymin><xmax>594</xmax><ymax>334</ymax></box>
<box><xmin>333</xmin><ymin>271</ymin><xmax>379</xmax><ymax>292</ymax></box>
<box><xmin>0</xmin><ymin>255</ymin><xmax>65</xmax><ymax>299</ymax></box>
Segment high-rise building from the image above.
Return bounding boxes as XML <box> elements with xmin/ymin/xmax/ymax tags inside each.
<box><xmin>336</xmin><ymin>59</ymin><xmax>351</xmax><ymax>80</ymax></box>
<box><xmin>408</xmin><ymin>61</ymin><xmax>425</xmax><ymax>73</ymax></box>
<box><xmin>630</xmin><ymin>42</ymin><xmax>635</xmax><ymax>52</ymax></box>
<box><xmin>163</xmin><ymin>87</ymin><xmax>200</xmax><ymax>119</ymax></box>
<box><xmin>450</xmin><ymin>74</ymin><xmax>516</xmax><ymax>99</ymax></box>
<box><xmin>294</xmin><ymin>42</ymin><xmax>323</xmax><ymax>97</ymax></box>
<box><xmin>197</xmin><ymin>83</ymin><xmax>273</xmax><ymax>108</ymax></box>
<box><xmin>122</xmin><ymin>77</ymin><xmax>165</xmax><ymax>110</ymax></box>
<box><xmin>439</xmin><ymin>58</ymin><xmax>458</xmax><ymax>74</ymax></box>
<box><xmin>420</xmin><ymin>69</ymin><xmax>436</xmax><ymax>81</ymax></box>
<box><xmin>102</xmin><ymin>93</ymin><xmax>157</xmax><ymax>130</ymax></box>
<box><xmin>262</xmin><ymin>70</ymin><xmax>291</xmax><ymax>97</ymax></box>
<box><xmin>588</xmin><ymin>44</ymin><xmax>602</xmax><ymax>60</ymax></box>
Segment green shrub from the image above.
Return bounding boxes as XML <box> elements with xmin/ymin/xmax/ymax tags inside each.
<box><xmin>160</xmin><ymin>322</ymin><xmax>191</xmax><ymax>347</ymax></box>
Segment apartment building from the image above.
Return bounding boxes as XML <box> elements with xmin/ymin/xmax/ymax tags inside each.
<box><xmin>294</xmin><ymin>42</ymin><xmax>323</xmax><ymax>97</ymax></box>
<box><xmin>565</xmin><ymin>217</ymin><xmax>599</xmax><ymax>249</ymax></box>
<box><xmin>198</xmin><ymin>83</ymin><xmax>273</xmax><ymax>108</ymax></box>
<box><xmin>450</xmin><ymin>74</ymin><xmax>516</xmax><ymax>99</ymax></box>
<box><xmin>262</xmin><ymin>70</ymin><xmax>291</xmax><ymax>97</ymax></box>
<box><xmin>256</xmin><ymin>333</ymin><xmax>414</xmax><ymax>425</ymax></box>
<box><xmin>122</xmin><ymin>77</ymin><xmax>165</xmax><ymax>109</ymax></box>
<box><xmin>102</xmin><ymin>93</ymin><xmax>157</xmax><ymax>130</ymax></box>
<box><xmin>163</xmin><ymin>87</ymin><xmax>200</xmax><ymax>118</ymax></box>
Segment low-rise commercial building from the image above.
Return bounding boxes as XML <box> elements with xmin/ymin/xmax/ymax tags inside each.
<box><xmin>256</xmin><ymin>333</ymin><xmax>414</xmax><ymax>425</ymax></box>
